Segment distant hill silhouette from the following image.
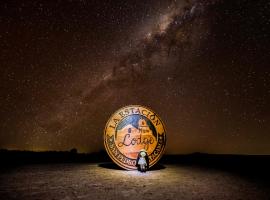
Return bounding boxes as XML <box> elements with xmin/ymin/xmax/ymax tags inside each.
<box><xmin>1</xmin><ymin>149</ymin><xmax>270</xmax><ymax>182</ymax></box>
<box><xmin>0</xmin><ymin>149</ymin><xmax>110</xmax><ymax>165</ymax></box>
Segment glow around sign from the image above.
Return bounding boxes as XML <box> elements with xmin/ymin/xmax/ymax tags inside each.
<box><xmin>104</xmin><ymin>105</ymin><xmax>166</xmax><ymax>170</ymax></box>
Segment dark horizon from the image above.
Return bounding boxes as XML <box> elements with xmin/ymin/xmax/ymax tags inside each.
<box><xmin>2</xmin><ymin>148</ymin><xmax>270</xmax><ymax>156</ymax></box>
<box><xmin>2</xmin><ymin>149</ymin><xmax>270</xmax><ymax>180</ymax></box>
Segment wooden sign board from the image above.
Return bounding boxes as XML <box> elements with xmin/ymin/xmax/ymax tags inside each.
<box><xmin>104</xmin><ymin>105</ymin><xmax>166</xmax><ymax>170</ymax></box>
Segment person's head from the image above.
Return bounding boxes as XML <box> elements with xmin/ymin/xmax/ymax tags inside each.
<box><xmin>139</xmin><ymin>149</ymin><xmax>147</xmax><ymax>157</ymax></box>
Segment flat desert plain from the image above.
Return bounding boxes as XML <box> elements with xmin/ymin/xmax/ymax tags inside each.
<box><xmin>0</xmin><ymin>163</ymin><xmax>269</xmax><ymax>200</ymax></box>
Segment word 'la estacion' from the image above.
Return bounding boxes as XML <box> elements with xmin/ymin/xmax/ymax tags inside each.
<box><xmin>109</xmin><ymin>107</ymin><xmax>161</xmax><ymax>129</ymax></box>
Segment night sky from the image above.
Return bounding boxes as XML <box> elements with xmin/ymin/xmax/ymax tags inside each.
<box><xmin>0</xmin><ymin>0</ymin><xmax>269</xmax><ymax>154</ymax></box>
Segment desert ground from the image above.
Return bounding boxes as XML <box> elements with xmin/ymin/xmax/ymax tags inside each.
<box><xmin>0</xmin><ymin>163</ymin><xmax>269</xmax><ymax>200</ymax></box>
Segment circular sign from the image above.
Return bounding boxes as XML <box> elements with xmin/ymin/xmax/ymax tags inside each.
<box><xmin>104</xmin><ymin>105</ymin><xmax>166</xmax><ymax>170</ymax></box>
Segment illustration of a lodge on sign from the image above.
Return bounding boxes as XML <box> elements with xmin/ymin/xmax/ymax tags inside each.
<box><xmin>116</xmin><ymin>118</ymin><xmax>158</xmax><ymax>159</ymax></box>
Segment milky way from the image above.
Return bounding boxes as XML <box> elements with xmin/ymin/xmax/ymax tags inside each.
<box><xmin>0</xmin><ymin>0</ymin><xmax>269</xmax><ymax>154</ymax></box>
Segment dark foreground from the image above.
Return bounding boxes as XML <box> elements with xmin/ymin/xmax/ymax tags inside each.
<box><xmin>0</xmin><ymin>162</ymin><xmax>269</xmax><ymax>200</ymax></box>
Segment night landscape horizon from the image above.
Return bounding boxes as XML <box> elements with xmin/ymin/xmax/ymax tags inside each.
<box><xmin>0</xmin><ymin>0</ymin><xmax>269</xmax><ymax>199</ymax></box>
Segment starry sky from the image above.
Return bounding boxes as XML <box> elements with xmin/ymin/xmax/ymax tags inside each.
<box><xmin>0</xmin><ymin>0</ymin><xmax>269</xmax><ymax>154</ymax></box>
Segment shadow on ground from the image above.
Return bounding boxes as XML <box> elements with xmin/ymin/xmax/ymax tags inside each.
<box><xmin>98</xmin><ymin>162</ymin><xmax>166</xmax><ymax>171</ymax></box>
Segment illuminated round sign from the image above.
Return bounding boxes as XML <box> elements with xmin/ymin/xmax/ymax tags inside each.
<box><xmin>104</xmin><ymin>105</ymin><xmax>166</xmax><ymax>170</ymax></box>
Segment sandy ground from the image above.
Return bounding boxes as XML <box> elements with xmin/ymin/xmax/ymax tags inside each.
<box><xmin>0</xmin><ymin>163</ymin><xmax>269</xmax><ymax>200</ymax></box>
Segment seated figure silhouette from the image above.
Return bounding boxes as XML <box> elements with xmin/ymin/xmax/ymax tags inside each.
<box><xmin>136</xmin><ymin>149</ymin><xmax>149</xmax><ymax>172</ymax></box>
